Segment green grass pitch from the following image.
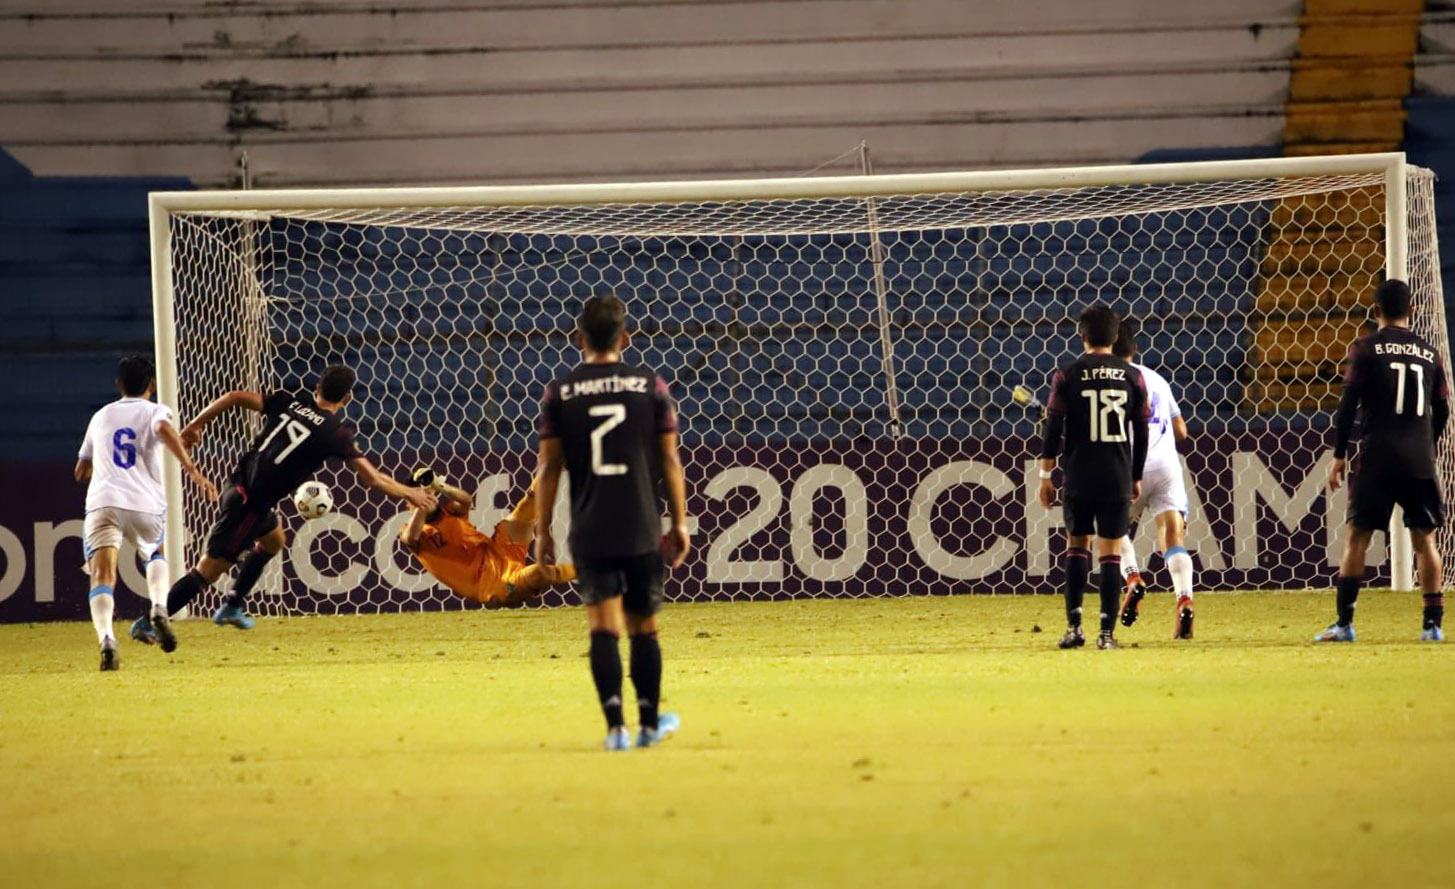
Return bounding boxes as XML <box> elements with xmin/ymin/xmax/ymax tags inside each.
<box><xmin>1</xmin><ymin>591</ymin><xmax>1450</xmax><ymax>888</ymax></box>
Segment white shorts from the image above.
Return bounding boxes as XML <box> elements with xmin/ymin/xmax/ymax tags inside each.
<box><xmin>84</xmin><ymin>507</ymin><xmax>165</xmax><ymax>563</ymax></box>
<box><xmin>1131</xmin><ymin>460</ymin><xmax>1189</xmax><ymax>524</ymax></box>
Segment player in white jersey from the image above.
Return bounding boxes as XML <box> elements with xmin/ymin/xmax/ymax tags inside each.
<box><xmin>75</xmin><ymin>356</ymin><xmax>217</xmax><ymax>670</ymax></box>
<box><xmin>1111</xmin><ymin>324</ymin><xmax>1197</xmax><ymax>639</ymax></box>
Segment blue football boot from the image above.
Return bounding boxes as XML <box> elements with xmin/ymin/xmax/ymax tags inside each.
<box><xmin>213</xmin><ymin>601</ymin><xmax>255</xmax><ymax>630</ymax></box>
<box><xmin>1313</xmin><ymin>623</ymin><xmax>1356</xmax><ymax>643</ymax></box>
<box><xmin>637</xmin><ymin>711</ymin><xmax>681</xmax><ymax>748</ymax></box>
<box><xmin>603</xmin><ymin>726</ymin><xmax>632</xmax><ymax>752</ymax></box>
<box><xmin>130</xmin><ymin>615</ymin><xmax>158</xmax><ymax>646</ymax></box>
<box><xmin>1421</xmin><ymin>625</ymin><xmax>1444</xmax><ymax>642</ymax></box>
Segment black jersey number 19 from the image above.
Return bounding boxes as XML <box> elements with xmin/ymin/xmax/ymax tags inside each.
<box><xmin>259</xmin><ymin>417</ymin><xmax>311</xmax><ymax>464</ymax></box>
<box><xmin>588</xmin><ymin>404</ymin><xmax>628</xmax><ymax>476</ymax></box>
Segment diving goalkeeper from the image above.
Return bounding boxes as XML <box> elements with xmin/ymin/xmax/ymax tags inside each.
<box><xmin>399</xmin><ymin>469</ymin><xmax>576</xmax><ymax>608</ymax></box>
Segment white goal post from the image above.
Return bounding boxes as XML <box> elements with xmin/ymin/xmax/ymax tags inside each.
<box><xmin>149</xmin><ymin>152</ymin><xmax>1450</xmax><ymax>615</ymax></box>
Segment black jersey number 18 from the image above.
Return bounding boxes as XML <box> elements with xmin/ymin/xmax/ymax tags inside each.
<box><xmin>1080</xmin><ymin>389</ymin><xmax>1128</xmax><ymax>443</ymax></box>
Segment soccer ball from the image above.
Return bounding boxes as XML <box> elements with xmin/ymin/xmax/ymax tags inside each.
<box><xmin>293</xmin><ymin>481</ymin><xmax>333</xmax><ymax>519</ymax></box>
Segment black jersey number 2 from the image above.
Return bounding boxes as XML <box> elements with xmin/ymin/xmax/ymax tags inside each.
<box><xmin>588</xmin><ymin>404</ymin><xmax>628</xmax><ymax>476</ymax></box>
<box><xmin>259</xmin><ymin>417</ymin><xmax>312</xmax><ymax>464</ymax></box>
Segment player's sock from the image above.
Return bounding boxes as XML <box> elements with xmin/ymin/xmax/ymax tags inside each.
<box><xmin>144</xmin><ymin>557</ymin><xmax>170</xmax><ymax>612</ymax></box>
<box><xmin>1166</xmin><ymin>546</ymin><xmax>1194</xmax><ymax>601</ymax></box>
<box><xmin>1098</xmin><ymin>555</ymin><xmax>1121</xmax><ymax>634</ymax></box>
<box><xmin>1065</xmin><ymin>548</ymin><xmax>1090</xmax><ymax>628</ymax></box>
<box><xmin>165</xmin><ymin>569</ymin><xmax>209</xmax><ymax>616</ymax></box>
<box><xmin>88</xmin><ymin>585</ymin><xmax>115</xmax><ymax>644</ymax></box>
<box><xmin>1335</xmin><ymin>575</ymin><xmax>1362</xmax><ymax>627</ymax></box>
<box><xmin>629</xmin><ymin>632</ymin><xmax>663</xmax><ymax>732</ymax></box>
<box><xmin>227</xmin><ymin>546</ymin><xmax>275</xmax><ymax>607</ymax></box>
<box><xmin>589</xmin><ymin>630</ymin><xmax>625</xmax><ymax>730</ymax></box>
<box><xmin>1119</xmin><ymin>537</ymin><xmax>1140</xmax><ymax>582</ymax></box>
<box><xmin>1424</xmin><ymin>593</ymin><xmax>1445</xmax><ymax>630</ymax></box>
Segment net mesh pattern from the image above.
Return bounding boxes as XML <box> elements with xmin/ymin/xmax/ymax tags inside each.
<box><xmin>164</xmin><ymin>168</ymin><xmax>1453</xmax><ymax>614</ymax></box>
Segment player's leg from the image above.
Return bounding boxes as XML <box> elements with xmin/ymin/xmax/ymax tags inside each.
<box><xmin>1118</xmin><ymin>531</ymin><xmax>1147</xmax><ymax>626</ymax></box>
<box><xmin>83</xmin><ymin>510</ymin><xmax>122</xmax><ymax>670</ymax></box>
<box><xmin>1411</xmin><ymin>529</ymin><xmax>1444</xmax><ymax>641</ymax></box>
<box><xmin>496</xmin><ymin>562</ymin><xmax>577</xmax><ymax>607</ymax></box>
<box><xmin>215</xmin><ymin>519</ymin><xmax>283</xmax><ymax>629</ymax></box>
<box><xmin>1119</xmin><ymin>489</ymin><xmax>1148</xmax><ymax>625</ymax></box>
<box><xmin>1158</xmin><ymin>510</ymin><xmax>1195</xmax><ymax>639</ymax></box>
<box><xmin>129</xmin><ymin>512</ymin><xmax>170</xmax><ymax>645</ymax></box>
<box><xmin>1315</xmin><ymin>527</ymin><xmax>1373</xmax><ymax>642</ymax></box>
<box><xmin>1318</xmin><ymin>469</ymin><xmax>1388</xmax><ymax>642</ymax></box>
<box><xmin>1092</xmin><ymin>500</ymin><xmax>1132</xmax><ymax>649</ymax></box>
<box><xmin>580</xmin><ymin>560</ymin><xmax>631</xmax><ymax>750</ymax></box>
<box><xmin>1405</xmin><ymin>478</ymin><xmax>1444</xmax><ymax>641</ymax></box>
<box><xmin>1059</xmin><ymin>496</ymin><xmax>1092</xmax><ymax>648</ymax></box>
<box><xmin>623</xmin><ymin>553</ymin><xmax>675</xmax><ymax>747</ymax></box>
<box><xmin>497</xmin><ymin>479</ymin><xmax>539</xmax><ymax>545</ymax></box>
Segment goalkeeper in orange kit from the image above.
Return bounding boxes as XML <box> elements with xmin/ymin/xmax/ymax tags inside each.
<box><xmin>398</xmin><ymin>468</ymin><xmax>575</xmax><ymax>607</ymax></box>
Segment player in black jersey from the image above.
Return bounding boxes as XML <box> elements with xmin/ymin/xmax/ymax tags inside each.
<box><xmin>535</xmin><ymin>295</ymin><xmax>690</xmax><ymax>751</ymax></box>
<box><xmin>145</xmin><ymin>365</ymin><xmax>436</xmax><ymax>652</ymax></box>
<box><xmin>1039</xmin><ymin>306</ymin><xmax>1150</xmax><ymax>650</ymax></box>
<box><xmin>1321</xmin><ymin>280</ymin><xmax>1450</xmax><ymax>643</ymax></box>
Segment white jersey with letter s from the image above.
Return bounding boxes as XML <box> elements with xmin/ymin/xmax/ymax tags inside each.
<box><xmin>78</xmin><ymin>397</ymin><xmax>174</xmax><ymax>514</ymax></box>
<box><xmin>1133</xmin><ymin>362</ymin><xmax>1181</xmax><ymax>470</ymax></box>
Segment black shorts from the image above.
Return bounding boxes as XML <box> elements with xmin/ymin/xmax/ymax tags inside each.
<box><xmin>204</xmin><ymin>488</ymin><xmax>279</xmax><ymax>561</ymax></box>
<box><xmin>575</xmin><ymin>551</ymin><xmax>665</xmax><ymax>617</ymax></box>
<box><xmin>1064</xmin><ymin>494</ymin><xmax>1131</xmax><ymax>539</ymax></box>
<box><xmin>1349</xmin><ymin>470</ymin><xmax>1444</xmax><ymax>532</ymax></box>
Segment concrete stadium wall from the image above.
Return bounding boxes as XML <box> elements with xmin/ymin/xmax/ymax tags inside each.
<box><xmin>1</xmin><ymin>0</ymin><xmax>1297</xmax><ymax>186</ymax></box>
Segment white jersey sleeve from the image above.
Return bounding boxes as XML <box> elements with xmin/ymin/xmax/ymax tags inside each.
<box><xmin>78</xmin><ymin>413</ymin><xmax>98</xmax><ymax>460</ymax></box>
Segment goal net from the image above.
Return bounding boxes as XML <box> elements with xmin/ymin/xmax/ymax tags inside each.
<box><xmin>152</xmin><ymin>156</ymin><xmax>1454</xmax><ymax>616</ymax></box>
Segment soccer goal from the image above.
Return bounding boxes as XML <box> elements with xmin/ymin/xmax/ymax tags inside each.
<box><xmin>149</xmin><ymin>153</ymin><xmax>1453</xmax><ymax>616</ymax></box>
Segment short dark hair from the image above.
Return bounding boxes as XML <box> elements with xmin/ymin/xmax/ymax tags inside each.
<box><xmin>117</xmin><ymin>355</ymin><xmax>154</xmax><ymax>397</ymax></box>
<box><xmin>1113</xmin><ymin>316</ymin><xmax>1138</xmax><ymax>360</ymax></box>
<box><xmin>1079</xmin><ymin>305</ymin><xmax>1119</xmax><ymax>348</ymax></box>
<box><xmin>316</xmin><ymin>365</ymin><xmax>356</xmax><ymax>402</ymax></box>
<box><xmin>578</xmin><ymin>294</ymin><xmax>627</xmax><ymax>353</ymax></box>
<box><xmin>1376</xmin><ymin>279</ymin><xmax>1412</xmax><ymax>320</ymax></box>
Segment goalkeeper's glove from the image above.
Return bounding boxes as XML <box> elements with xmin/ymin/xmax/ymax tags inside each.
<box><xmin>411</xmin><ymin>466</ymin><xmax>447</xmax><ymax>492</ymax></box>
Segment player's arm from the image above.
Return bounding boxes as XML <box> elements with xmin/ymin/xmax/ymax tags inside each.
<box><xmin>1130</xmin><ymin>377</ymin><xmax>1150</xmax><ymax>500</ymax></box>
<box><xmin>398</xmin><ymin>502</ymin><xmax>430</xmax><ymax>552</ymax></box>
<box><xmin>1169</xmin><ymin>392</ymin><xmax>1190</xmax><ymax>447</ymax></box>
<box><xmin>156</xmin><ymin>420</ymin><xmax>219</xmax><ymax>502</ymax></box>
<box><xmin>1037</xmin><ymin>371</ymin><xmax>1067</xmax><ymax>508</ymax></box>
<box><xmin>75</xmin><ymin>416</ymin><xmax>95</xmax><ymax>482</ymax></box>
<box><xmin>534</xmin><ymin>437</ymin><xmax>565</xmax><ymax>566</ymax></box>
<box><xmin>346</xmin><ymin>457</ymin><xmax>437</xmax><ymax>511</ymax></box>
<box><xmin>437</xmin><ymin>482</ymin><xmax>473</xmax><ymax>516</ymax></box>
<box><xmin>180</xmin><ymin>390</ymin><xmax>265</xmax><ymax>446</ymax></box>
<box><xmin>1330</xmin><ymin>343</ymin><xmax>1363</xmax><ymax>492</ymax></box>
<box><xmin>1172</xmin><ymin>416</ymin><xmax>1190</xmax><ymax>445</ymax></box>
<box><xmin>409</xmin><ymin>467</ymin><xmax>472</xmax><ymax>516</ymax></box>
<box><xmin>659</xmin><ymin>431</ymin><xmax>690</xmax><ymax>568</ymax></box>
